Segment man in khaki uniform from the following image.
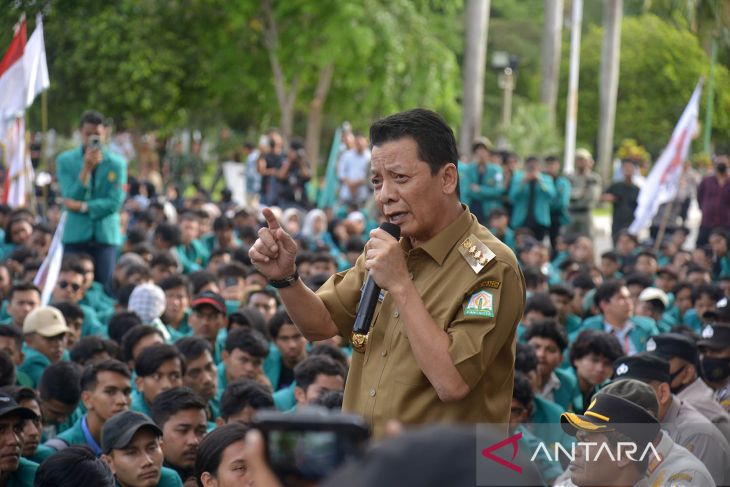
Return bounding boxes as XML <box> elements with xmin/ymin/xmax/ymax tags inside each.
<box><xmin>250</xmin><ymin>109</ymin><xmax>525</xmax><ymax>438</ymax></box>
<box><xmin>646</xmin><ymin>333</ymin><xmax>730</xmax><ymax>445</ymax></box>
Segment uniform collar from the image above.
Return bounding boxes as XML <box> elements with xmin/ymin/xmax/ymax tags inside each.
<box><xmin>662</xmin><ymin>396</ymin><xmax>680</xmax><ymax>424</ymax></box>
<box><xmin>400</xmin><ymin>205</ymin><xmax>473</xmax><ymax>266</ymax></box>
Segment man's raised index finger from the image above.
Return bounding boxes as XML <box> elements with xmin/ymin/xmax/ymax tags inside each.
<box><xmin>262</xmin><ymin>207</ymin><xmax>281</xmax><ymax>230</ymax></box>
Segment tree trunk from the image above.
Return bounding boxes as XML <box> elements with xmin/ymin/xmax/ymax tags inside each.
<box><xmin>540</xmin><ymin>0</ymin><xmax>563</xmax><ymax>127</ymax></box>
<box><xmin>597</xmin><ymin>0</ymin><xmax>622</xmax><ymax>185</ymax></box>
<box><xmin>459</xmin><ymin>0</ymin><xmax>491</xmax><ymax>158</ymax></box>
<box><xmin>261</xmin><ymin>0</ymin><xmax>298</xmax><ymax>143</ymax></box>
<box><xmin>305</xmin><ymin>63</ymin><xmax>334</xmax><ymax>175</ymax></box>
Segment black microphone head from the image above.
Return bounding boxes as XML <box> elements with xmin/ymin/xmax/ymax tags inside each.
<box><xmin>380</xmin><ymin>222</ymin><xmax>401</xmax><ymax>240</ymax></box>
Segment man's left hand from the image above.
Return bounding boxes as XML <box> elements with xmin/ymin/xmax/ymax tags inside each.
<box><xmin>364</xmin><ymin>228</ymin><xmax>408</xmax><ymax>293</ymax></box>
<box><xmin>62</xmin><ymin>199</ymin><xmax>84</xmax><ymax>211</ymax></box>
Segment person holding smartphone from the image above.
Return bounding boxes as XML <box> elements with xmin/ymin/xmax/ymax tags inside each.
<box><xmin>56</xmin><ymin>110</ymin><xmax>127</xmax><ymax>296</ymax></box>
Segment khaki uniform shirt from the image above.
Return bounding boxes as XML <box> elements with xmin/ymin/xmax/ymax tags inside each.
<box><xmin>662</xmin><ymin>397</ymin><xmax>730</xmax><ymax>486</ymax></box>
<box><xmin>317</xmin><ymin>208</ymin><xmax>525</xmax><ymax>438</ymax></box>
<box><xmin>677</xmin><ymin>378</ymin><xmax>730</xmax><ymax>447</ymax></box>
<box><xmin>646</xmin><ymin>431</ymin><xmax>715</xmax><ymax>487</ymax></box>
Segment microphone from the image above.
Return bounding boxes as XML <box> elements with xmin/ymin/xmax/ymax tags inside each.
<box><xmin>352</xmin><ymin>222</ymin><xmax>401</xmax><ymax>336</ymax></box>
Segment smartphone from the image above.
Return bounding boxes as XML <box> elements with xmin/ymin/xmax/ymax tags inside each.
<box><xmin>254</xmin><ymin>409</ymin><xmax>370</xmax><ymax>482</ymax></box>
<box><xmin>87</xmin><ymin>135</ymin><xmax>102</xmax><ymax>151</ymax></box>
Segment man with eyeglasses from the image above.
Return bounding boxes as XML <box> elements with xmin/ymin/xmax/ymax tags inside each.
<box><xmin>130</xmin><ymin>344</ymin><xmax>185</xmax><ymax>417</ymax></box>
<box><xmin>19</xmin><ymin>307</ymin><xmax>72</xmax><ymax>387</ymax></box>
<box><xmin>51</xmin><ymin>259</ymin><xmax>104</xmax><ymax>338</ymax></box>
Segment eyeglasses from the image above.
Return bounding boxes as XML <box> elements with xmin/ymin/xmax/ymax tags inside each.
<box><xmin>58</xmin><ymin>281</ymin><xmax>81</xmax><ymax>292</ymax></box>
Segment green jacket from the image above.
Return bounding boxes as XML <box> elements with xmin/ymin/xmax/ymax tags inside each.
<box><xmin>530</xmin><ymin>394</ymin><xmax>572</xmax><ymax>449</ymax></box>
<box><xmin>176</xmin><ymin>239</ymin><xmax>210</xmax><ymax>274</ymax></box>
<box><xmin>7</xmin><ymin>457</ymin><xmax>38</xmax><ymax>487</ymax></box>
<box><xmin>549</xmin><ymin>175</ymin><xmax>572</xmax><ymax>225</ymax></box>
<box><xmin>552</xmin><ymin>367</ymin><xmax>582</xmax><ymax>413</ymax></box>
<box><xmin>56</xmin><ymin>147</ymin><xmax>127</xmax><ymax>246</ymax></box>
<box><xmin>508</xmin><ymin>171</ymin><xmax>557</xmax><ymax>228</ymax></box>
<box><xmin>130</xmin><ymin>390</ymin><xmax>152</xmax><ymax>417</ymax></box>
<box><xmin>575</xmin><ymin>314</ymin><xmax>659</xmax><ymax>352</ymax></box>
<box><xmin>80</xmin><ymin>281</ymin><xmax>116</xmax><ymax>322</ymax></box>
<box><xmin>28</xmin><ymin>444</ymin><xmax>55</xmax><ymax>464</ymax></box>
<box><xmin>18</xmin><ymin>347</ymin><xmax>51</xmax><ymax>388</ymax></box>
<box><xmin>461</xmin><ymin>162</ymin><xmax>505</xmax><ymax>219</ymax></box>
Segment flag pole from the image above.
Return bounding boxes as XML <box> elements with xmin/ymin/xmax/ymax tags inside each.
<box><xmin>653</xmin><ymin>200</ymin><xmax>674</xmax><ymax>252</ymax></box>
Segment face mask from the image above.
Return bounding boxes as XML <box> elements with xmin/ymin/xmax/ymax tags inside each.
<box><xmin>717</xmin><ymin>163</ymin><xmax>728</xmax><ymax>174</ymax></box>
<box><xmin>668</xmin><ymin>364</ymin><xmax>688</xmax><ymax>394</ymax></box>
<box><xmin>700</xmin><ymin>356</ymin><xmax>730</xmax><ymax>383</ymax></box>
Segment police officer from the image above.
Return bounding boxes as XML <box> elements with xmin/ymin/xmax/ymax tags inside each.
<box><xmin>613</xmin><ymin>353</ymin><xmax>730</xmax><ymax>485</ymax></box>
<box><xmin>646</xmin><ymin>333</ymin><xmax>730</xmax><ymax>445</ymax></box>
<box><xmin>566</xmin><ymin>148</ymin><xmax>602</xmax><ymax>238</ymax></box>
<box><xmin>600</xmin><ymin>379</ymin><xmax>715</xmax><ymax>487</ymax></box>
<box><xmin>249</xmin><ymin>109</ymin><xmax>525</xmax><ymax>438</ymax></box>
<box><xmin>698</xmin><ymin>322</ymin><xmax>730</xmax><ymax>414</ymax></box>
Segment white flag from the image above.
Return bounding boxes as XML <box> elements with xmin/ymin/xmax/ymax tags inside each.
<box><xmin>34</xmin><ymin>212</ymin><xmax>67</xmax><ymax>305</ymax></box>
<box><xmin>1</xmin><ymin>117</ymin><xmax>33</xmax><ymax>208</ymax></box>
<box><xmin>628</xmin><ymin>81</ymin><xmax>703</xmax><ymax>235</ymax></box>
<box><xmin>23</xmin><ymin>14</ymin><xmax>50</xmax><ymax>107</ymax></box>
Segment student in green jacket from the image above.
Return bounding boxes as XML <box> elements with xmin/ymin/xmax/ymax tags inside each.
<box><xmin>46</xmin><ymin>360</ymin><xmax>132</xmax><ymax>456</ymax></box>
<box><xmin>175</xmin><ymin>337</ymin><xmax>220</xmax><ymax>423</ymax></box>
<box><xmin>56</xmin><ymin>110</ymin><xmax>127</xmax><ymax>296</ymax></box>
<box><xmin>101</xmin><ymin>411</ymin><xmax>183</xmax><ymax>487</ymax></box>
<box><xmin>159</xmin><ymin>276</ymin><xmax>192</xmax><ymax>339</ymax></box>
<box><xmin>131</xmin><ymin>344</ymin><xmax>184</xmax><ymax>418</ymax></box>
<box><xmin>2</xmin><ymin>284</ymin><xmax>40</xmax><ymax>330</ymax></box>
<box><xmin>216</xmin><ymin>379</ymin><xmax>274</xmax><ymax>427</ymax></box>
<box><xmin>0</xmin><ymin>392</ymin><xmax>39</xmax><ymax>487</ymax></box>
<box><xmin>51</xmin><ymin>259</ymin><xmax>105</xmax><ymax>339</ymax></box>
<box><xmin>177</xmin><ymin>212</ymin><xmax>210</xmax><ymax>274</ymax></box>
<box><xmin>6</xmin><ymin>387</ymin><xmax>54</xmax><ymax>465</ymax></box>
<box><xmin>20</xmin><ymin>306</ymin><xmax>71</xmax><ymax>388</ymax></box>
<box><xmin>543</xmin><ymin>155</ymin><xmax>572</xmax><ymax>250</ymax></box>
<box><xmin>568</xmin><ymin>329</ymin><xmax>624</xmax><ymax>412</ymax></box>
<box><xmin>508</xmin><ymin>156</ymin><xmax>557</xmax><ymax>241</ymax></box>
<box><xmin>0</xmin><ymin>327</ymin><xmax>33</xmax><ymax>387</ymax></box>
<box><xmin>77</xmin><ymin>253</ymin><xmax>116</xmax><ymax>324</ymax></box>
<box><xmin>37</xmin><ymin>362</ymin><xmax>84</xmax><ymax>441</ymax></box>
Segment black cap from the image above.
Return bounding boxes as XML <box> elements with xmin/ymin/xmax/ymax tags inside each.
<box><xmin>613</xmin><ymin>353</ymin><xmax>670</xmax><ymax>383</ymax></box>
<box><xmin>191</xmin><ymin>291</ymin><xmax>226</xmax><ymax>315</ymax></box>
<box><xmin>101</xmin><ymin>411</ymin><xmax>162</xmax><ymax>454</ymax></box>
<box><xmin>646</xmin><ymin>333</ymin><xmax>698</xmax><ymax>364</ymax></box>
<box><xmin>698</xmin><ymin>323</ymin><xmax>730</xmax><ymax>349</ymax></box>
<box><xmin>0</xmin><ymin>392</ymin><xmax>37</xmax><ymax>421</ymax></box>
<box><xmin>561</xmin><ymin>391</ymin><xmax>660</xmax><ymax>449</ymax></box>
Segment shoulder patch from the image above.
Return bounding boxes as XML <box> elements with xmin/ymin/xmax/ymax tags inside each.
<box><xmin>464</xmin><ymin>290</ymin><xmax>495</xmax><ymax>317</ymax></box>
<box><xmin>458</xmin><ymin>233</ymin><xmax>496</xmax><ymax>274</ymax></box>
<box><xmin>666</xmin><ymin>472</ymin><xmax>693</xmax><ymax>487</ymax></box>
<box><xmin>108</xmin><ymin>171</ymin><xmax>117</xmax><ymax>182</ymax></box>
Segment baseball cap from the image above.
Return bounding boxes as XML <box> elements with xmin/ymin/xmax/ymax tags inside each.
<box><xmin>101</xmin><ymin>411</ymin><xmax>162</xmax><ymax>454</ymax></box>
<box><xmin>645</xmin><ymin>333</ymin><xmax>697</xmax><ymax>364</ymax></box>
<box><xmin>600</xmin><ymin>379</ymin><xmax>660</xmax><ymax>417</ymax></box>
<box><xmin>638</xmin><ymin>287</ymin><xmax>669</xmax><ymax>308</ymax></box>
<box><xmin>23</xmin><ymin>306</ymin><xmax>70</xmax><ymax>337</ymax></box>
<box><xmin>471</xmin><ymin>136</ymin><xmax>493</xmax><ymax>152</ymax></box>
<box><xmin>575</xmin><ymin>148</ymin><xmax>592</xmax><ymax>160</ymax></box>
<box><xmin>698</xmin><ymin>323</ymin><xmax>730</xmax><ymax>350</ymax></box>
<box><xmin>560</xmin><ymin>389</ymin><xmax>660</xmax><ymax>449</ymax></box>
<box><xmin>0</xmin><ymin>392</ymin><xmax>37</xmax><ymax>421</ymax></box>
<box><xmin>191</xmin><ymin>291</ymin><xmax>226</xmax><ymax>315</ymax></box>
<box><xmin>613</xmin><ymin>353</ymin><xmax>670</xmax><ymax>383</ymax></box>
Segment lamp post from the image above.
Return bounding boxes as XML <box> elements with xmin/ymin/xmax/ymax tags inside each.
<box><xmin>491</xmin><ymin>51</ymin><xmax>519</xmax><ymax>149</ymax></box>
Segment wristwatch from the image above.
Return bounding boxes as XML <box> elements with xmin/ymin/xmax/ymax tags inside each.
<box><xmin>80</xmin><ymin>202</ymin><xmax>88</xmax><ymax>213</ymax></box>
<box><xmin>268</xmin><ymin>271</ymin><xmax>299</xmax><ymax>289</ymax></box>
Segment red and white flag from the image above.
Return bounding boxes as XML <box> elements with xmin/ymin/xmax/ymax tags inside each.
<box><xmin>33</xmin><ymin>211</ymin><xmax>67</xmax><ymax>305</ymax></box>
<box><xmin>628</xmin><ymin>80</ymin><xmax>703</xmax><ymax>235</ymax></box>
<box><xmin>0</xmin><ymin>14</ymin><xmax>49</xmax><ymax>208</ymax></box>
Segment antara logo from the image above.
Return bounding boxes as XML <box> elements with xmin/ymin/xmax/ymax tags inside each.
<box><xmin>481</xmin><ymin>432</ymin><xmax>522</xmax><ymax>473</ymax></box>
<box><xmin>530</xmin><ymin>441</ymin><xmax>661</xmax><ymax>463</ymax></box>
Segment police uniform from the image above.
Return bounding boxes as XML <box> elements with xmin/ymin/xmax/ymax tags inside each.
<box><xmin>317</xmin><ymin>207</ymin><xmax>525</xmax><ymax>438</ymax></box>
<box><xmin>566</xmin><ymin>169</ymin><xmax>603</xmax><ymax>238</ymax></box>
<box><xmin>613</xmin><ymin>353</ymin><xmax>730</xmax><ymax>486</ymax></box>
<box><xmin>646</xmin><ymin>333</ymin><xmax>730</xmax><ymax>446</ymax></box>
<box><xmin>698</xmin><ymin>323</ymin><xmax>730</xmax><ymax>414</ymax></box>
<box><xmin>644</xmin><ymin>431</ymin><xmax>715</xmax><ymax>487</ymax></box>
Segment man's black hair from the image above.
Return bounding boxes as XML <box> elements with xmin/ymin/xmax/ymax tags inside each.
<box><xmin>35</xmin><ymin>445</ymin><xmax>114</xmax><ymax>487</ymax></box>
<box><xmin>0</xmin><ymin>351</ymin><xmax>14</xmax><ymax>387</ymax></box>
<box><xmin>672</xmin><ymin>282</ymin><xmax>695</xmax><ymax>303</ymax></box>
<box><xmin>624</xmin><ymin>273</ymin><xmax>653</xmax><ymax>289</ymax></box>
<box><xmin>515</xmin><ymin>343</ymin><xmax>538</xmax><ymax>374</ymax></box>
<box><xmin>311</xmin><ymin>390</ymin><xmax>344</xmax><ymax>410</ymax></box>
<box><xmin>80</xmin><ymin>110</ymin><xmax>104</xmax><ymax>127</ymax></box>
<box><xmin>268</xmin><ymin>309</ymin><xmax>296</xmax><ymax>339</ymax></box>
<box><xmin>524</xmin><ymin>293</ymin><xmax>557</xmax><ymax>317</ymax></box>
<box><xmin>54</xmin><ymin>301</ymin><xmax>85</xmax><ymax>323</ymax></box>
<box><xmin>0</xmin><ymin>325</ymin><xmax>22</xmax><ymax>349</ymax></box>
<box><xmin>150</xmin><ymin>252</ymin><xmax>178</xmax><ymax>269</ymax></box>
<box><xmin>188</xmin><ymin>271</ymin><xmax>218</xmax><ymax>295</ymax></box>
<box><xmin>594</xmin><ymin>280</ymin><xmax>625</xmax><ymax>309</ymax></box>
<box><xmin>39</xmin><ymin>361</ymin><xmax>83</xmax><ymax>405</ymax></box>
<box><xmin>369</xmin><ymin>108</ymin><xmax>459</xmax><ymax>180</ymax></box>
<box><xmin>310</xmin><ymin>343</ymin><xmax>349</xmax><ymax>370</ymax></box>
<box><xmin>70</xmin><ymin>336</ymin><xmax>108</xmax><ymax>365</ymax></box>
<box><xmin>228</xmin><ymin>308</ymin><xmax>269</xmax><ymax>338</ymax></box>
<box><xmin>616</xmin><ymin>230</ymin><xmax>638</xmax><ymax>245</ymax></box>
<box><xmin>219</xmin><ymin>379</ymin><xmax>274</xmax><ymax>421</ymax></box>
<box><xmin>121</xmin><ymin>325</ymin><xmax>163</xmax><ymax>363</ymax></box>
<box><xmin>175</xmin><ymin>336</ymin><xmax>212</xmax><ymax>362</ymax></box>
<box><xmin>523</xmin><ymin>320</ymin><xmax>568</xmax><ymax>351</ymax></box>
<box><xmin>158</xmin><ymin>274</ymin><xmax>189</xmax><ymax>293</ymax></box>
<box><xmin>60</xmin><ymin>259</ymin><xmax>85</xmax><ymax>276</ymax></box>
<box><xmin>108</xmin><ymin>311</ymin><xmax>143</xmax><ymax>345</ymax></box>
<box><xmin>512</xmin><ymin>371</ymin><xmax>534</xmax><ymax>408</ymax></box>
<box><xmin>5</xmin><ymin>386</ymin><xmax>38</xmax><ymax>405</ymax></box>
<box><xmin>311</xmin><ymin>253</ymin><xmax>337</xmax><ymax>267</ymax></box>
<box><xmin>80</xmin><ymin>359</ymin><xmax>131</xmax><ymax>391</ymax></box>
<box><xmin>217</xmin><ymin>262</ymin><xmax>247</xmax><ymax>280</ymax></box>
<box><xmin>344</xmin><ymin>237</ymin><xmax>365</xmax><ymax>254</ymax></box>
<box><xmin>135</xmin><ymin>344</ymin><xmax>186</xmax><ymax>378</ymax></box>
<box><xmin>246</xmin><ymin>287</ymin><xmax>278</xmax><ymax>305</ymax></box>
<box><xmin>294</xmin><ymin>355</ymin><xmax>347</xmax><ymax>391</ymax></box>
<box><xmin>210</xmin><ymin>248</ymin><xmax>231</xmax><ymax>260</ymax></box>
<box><xmin>572</xmin><ymin>272</ymin><xmax>596</xmax><ymax>291</ymax></box>
<box><xmin>124</xmin><ymin>263</ymin><xmax>152</xmax><ymax>281</ymax></box>
<box><xmin>600</xmin><ymin>251</ymin><xmax>620</xmax><ymax>263</ymax></box>
<box><xmin>636</xmin><ymin>249</ymin><xmax>657</xmax><ymax>261</ymax></box>
<box><xmin>125</xmin><ymin>227</ymin><xmax>148</xmax><ymax>246</ymax></box>
<box><xmin>224</xmin><ymin>328</ymin><xmax>269</xmax><ymax>358</ymax></box>
<box><xmin>696</xmin><ymin>283</ymin><xmax>724</xmax><ymax>303</ymax></box>
<box><xmin>232</xmin><ymin>246</ymin><xmax>252</xmax><ymax>266</ymax></box>
<box><xmin>548</xmin><ymin>283</ymin><xmax>574</xmax><ymax>299</ymax></box>
<box><xmin>213</xmin><ymin>216</ymin><xmax>235</xmax><ymax>232</ymax></box>
<box><xmin>569</xmin><ymin>329</ymin><xmax>624</xmax><ymax>366</ymax></box>
<box><xmin>154</xmin><ymin>223</ymin><xmax>182</xmax><ymax>246</ymax></box>
<box><xmin>522</xmin><ymin>267</ymin><xmax>547</xmax><ymax>289</ymax></box>
<box><xmin>150</xmin><ymin>387</ymin><xmax>206</xmax><ymax>429</ymax></box>
<box><xmin>6</xmin><ymin>283</ymin><xmax>40</xmax><ymax>302</ymax></box>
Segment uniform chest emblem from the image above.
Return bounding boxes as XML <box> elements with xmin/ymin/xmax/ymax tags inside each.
<box><xmin>465</xmin><ymin>290</ymin><xmax>494</xmax><ymax>317</ymax></box>
<box><xmin>108</xmin><ymin>171</ymin><xmax>117</xmax><ymax>182</ymax></box>
<box><xmin>458</xmin><ymin>234</ymin><xmax>496</xmax><ymax>274</ymax></box>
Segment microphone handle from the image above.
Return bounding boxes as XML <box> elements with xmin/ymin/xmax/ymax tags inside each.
<box><xmin>352</xmin><ymin>275</ymin><xmax>381</xmax><ymax>335</ymax></box>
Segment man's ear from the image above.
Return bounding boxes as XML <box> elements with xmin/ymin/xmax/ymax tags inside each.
<box><xmin>222</xmin><ymin>350</ymin><xmax>229</xmax><ymax>363</ymax></box>
<box><xmin>294</xmin><ymin>386</ymin><xmax>306</xmax><ymax>406</ymax></box>
<box><xmin>102</xmin><ymin>454</ymin><xmax>115</xmax><ymax>474</ymax></box>
<box><xmin>135</xmin><ymin>376</ymin><xmax>143</xmax><ymax>393</ymax></box>
<box><xmin>215</xmin><ymin>417</ymin><xmax>225</xmax><ymax>428</ymax></box>
<box><xmin>81</xmin><ymin>390</ymin><xmax>93</xmax><ymax>411</ymax></box>
<box><xmin>441</xmin><ymin>163</ymin><xmax>458</xmax><ymax>195</ymax></box>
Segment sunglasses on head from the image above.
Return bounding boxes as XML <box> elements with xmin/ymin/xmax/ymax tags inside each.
<box><xmin>59</xmin><ymin>281</ymin><xmax>81</xmax><ymax>292</ymax></box>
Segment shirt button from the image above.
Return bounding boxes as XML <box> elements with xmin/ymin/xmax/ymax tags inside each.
<box><xmin>393</xmin><ymin>310</ymin><xmax>399</xmax><ymax>318</ymax></box>
<box><xmin>381</xmin><ymin>350</ymin><xmax>387</xmax><ymax>357</ymax></box>
<box><xmin>369</xmin><ymin>388</ymin><xmax>376</xmax><ymax>397</ymax></box>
